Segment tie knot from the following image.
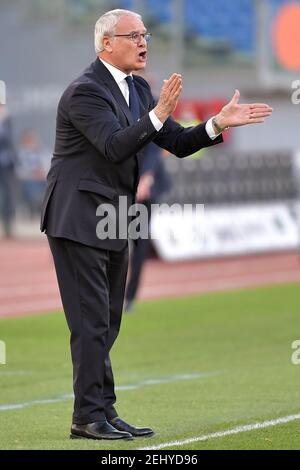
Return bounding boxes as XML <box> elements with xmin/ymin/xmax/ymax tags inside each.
<box><xmin>125</xmin><ymin>76</ymin><xmax>133</xmax><ymax>86</ymax></box>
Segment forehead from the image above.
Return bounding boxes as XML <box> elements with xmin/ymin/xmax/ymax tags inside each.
<box><xmin>115</xmin><ymin>14</ymin><xmax>146</xmax><ymax>32</ymax></box>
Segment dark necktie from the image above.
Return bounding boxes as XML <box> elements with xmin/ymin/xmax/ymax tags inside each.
<box><xmin>125</xmin><ymin>76</ymin><xmax>140</xmax><ymax>122</ymax></box>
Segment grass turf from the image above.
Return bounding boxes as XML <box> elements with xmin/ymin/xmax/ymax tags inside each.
<box><xmin>0</xmin><ymin>282</ymin><xmax>299</xmax><ymax>450</ymax></box>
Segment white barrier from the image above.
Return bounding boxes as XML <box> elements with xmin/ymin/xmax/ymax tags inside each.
<box><xmin>151</xmin><ymin>202</ymin><xmax>299</xmax><ymax>261</ymax></box>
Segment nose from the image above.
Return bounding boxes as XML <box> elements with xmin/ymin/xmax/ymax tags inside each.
<box><xmin>138</xmin><ymin>34</ymin><xmax>147</xmax><ymax>46</ymax></box>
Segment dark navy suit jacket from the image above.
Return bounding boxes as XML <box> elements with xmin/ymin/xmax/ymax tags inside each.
<box><xmin>41</xmin><ymin>58</ymin><xmax>223</xmax><ymax>250</ymax></box>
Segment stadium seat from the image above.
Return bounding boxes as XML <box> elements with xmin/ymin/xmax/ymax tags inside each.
<box><xmin>163</xmin><ymin>151</ymin><xmax>297</xmax><ymax>205</ymax></box>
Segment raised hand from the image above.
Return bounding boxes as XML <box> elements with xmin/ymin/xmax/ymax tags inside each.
<box><xmin>154</xmin><ymin>73</ymin><xmax>182</xmax><ymax>123</ymax></box>
<box><xmin>214</xmin><ymin>89</ymin><xmax>273</xmax><ymax>131</ymax></box>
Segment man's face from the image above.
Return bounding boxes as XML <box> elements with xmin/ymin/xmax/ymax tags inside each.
<box><xmin>104</xmin><ymin>15</ymin><xmax>148</xmax><ymax>74</ymax></box>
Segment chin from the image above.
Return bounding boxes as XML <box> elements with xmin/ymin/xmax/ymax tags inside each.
<box><xmin>135</xmin><ymin>63</ymin><xmax>147</xmax><ymax>71</ymax></box>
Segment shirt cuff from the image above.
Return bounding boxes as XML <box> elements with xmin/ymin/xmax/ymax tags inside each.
<box><xmin>149</xmin><ymin>110</ymin><xmax>163</xmax><ymax>131</ymax></box>
<box><xmin>205</xmin><ymin>117</ymin><xmax>222</xmax><ymax>140</ymax></box>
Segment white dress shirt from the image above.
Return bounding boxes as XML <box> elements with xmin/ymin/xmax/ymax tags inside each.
<box><xmin>99</xmin><ymin>58</ymin><xmax>219</xmax><ymax>140</ymax></box>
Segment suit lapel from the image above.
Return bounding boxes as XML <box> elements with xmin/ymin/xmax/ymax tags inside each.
<box><xmin>92</xmin><ymin>59</ymin><xmax>146</xmax><ymax>176</ymax></box>
<box><xmin>92</xmin><ymin>59</ymin><xmax>134</xmax><ymax>125</ymax></box>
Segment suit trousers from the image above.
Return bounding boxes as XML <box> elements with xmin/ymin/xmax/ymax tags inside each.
<box><xmin>47</xmin><ymin>236</ymin><xmax>128</xmax><ymax>424</ymax></box>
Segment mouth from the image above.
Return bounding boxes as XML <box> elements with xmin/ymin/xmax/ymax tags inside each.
<box><xmin>138</xmin><ymin>51</ymin><xmax>147</xmax><ymax>61</ymax></box>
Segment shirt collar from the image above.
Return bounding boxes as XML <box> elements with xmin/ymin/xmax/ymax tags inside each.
<box><xmin>99</xmin><ymin>58</ymin><xmax>131</xmax><ymax>84</ymax></box>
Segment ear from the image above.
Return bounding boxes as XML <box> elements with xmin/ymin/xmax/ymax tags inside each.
<box><xmin>102</xmin><ymin>36</ymin><xmax>113</xmax><ymax>53</ymax></box>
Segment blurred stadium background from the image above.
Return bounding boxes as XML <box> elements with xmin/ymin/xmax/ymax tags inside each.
<box><xmin>1</xmin><ymin>0</ymin><xmax>300</xmax><ymax>450</ymax></box>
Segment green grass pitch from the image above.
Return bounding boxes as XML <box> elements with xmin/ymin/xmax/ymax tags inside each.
<box><xmin>0</xmin><ymin>283</ymin><xmax>299</xmax><ymax>450</ymax></box>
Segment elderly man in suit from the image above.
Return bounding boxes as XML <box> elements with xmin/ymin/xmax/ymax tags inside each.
<box><xmin>41</xmin><ymin>9</ymin><xmax>272</xmax><ymax>440</ymax></box>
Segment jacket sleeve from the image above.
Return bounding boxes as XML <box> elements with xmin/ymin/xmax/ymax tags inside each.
<box><xmin>68</xmin><ymin>83</ymin><xmax>158</xmax><ymax>164</ymax></box>
<box><xmin>153</xmin><ymin>115</ymin><xmax>223</xmax><ymax>158</ymax></box>
<box><xmin>135</xmin><ymin>78</ymin><xmax>224</xmax><ymax>158</ymax></box>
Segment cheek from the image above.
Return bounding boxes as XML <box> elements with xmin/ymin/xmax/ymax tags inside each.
<box><xmin>120</xmin><ymin>48</ymin><xmax>134</xmax><ymax>62</ymax></box>
<box><xmin>127</xmin><ymin>47</ymin><xmax>138</xmax><ymax>60</ymax></box>
<box><xmin>115</xmin><ymin>46</ymin><xmax>138</xmax><ymax>64</ymax></box>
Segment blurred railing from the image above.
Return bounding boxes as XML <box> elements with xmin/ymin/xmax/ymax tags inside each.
<box><xmin>163</xmin><ymin>151</ymin><xmax>297</xmax><ymax>205</ymax></box>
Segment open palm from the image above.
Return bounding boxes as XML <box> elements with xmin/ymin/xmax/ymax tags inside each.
<box><xmin>218</xmin><ymin>90</ymin><xmax>273</xmax><ymax>128</ymax></box>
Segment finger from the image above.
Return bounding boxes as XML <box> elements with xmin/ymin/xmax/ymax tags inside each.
<box><xmin>162</xmin><ymin>77</ymin><xmax>174</xmax><ymax>92</ymax></box>
<box><xmin>164</xmin><ymin>73</ymin><xmax>178</xmax><ymax>83</ymax></box>
<box><xmin>168</xmin><ymin>74</ymin><xmax>182</xmax><ymax>87</ymax></box>
<box><xmin>166</xmin><ymin>76</ymin><xmax>182</xmax><ymax>96</ymax></box>
<box><xmin>249</xmin><ymin>109</ymin><xmax>273</xmax><ymax>116</ymax></box>
<box><xmin>170</xmin><ymin>75</ymin><xmax>182</xmax><ymax>91</ymax></box>
<box><xmin>250</xmin><ymin>108</ymin><xmax>273</xmax><ymax>115</ymax></box>
<box><xmin>172</xmin><ymin>84</ymin><xmax>183</xmax><ymax>100</ymax></box>
<box><xmin>248</xmin><ymin>118</ymin><xmax>266</xmax><ymax>124</ymax></box>
<box><xmin>242</xmin><ymin>104</ymin><xmax>273</xmax><ymax>113</ymax></box>
<box><xmin>230</xmin><ymin>89</ymin><xmax>240</xmax><ymax>105</ymax></box>
<box><xmin>241</xmin><ymin>106</ymin><xmax>273</xmax><ymax>117</ymax></box>
<box><xmin>248</xmin><ymin>103</ymin><xmax>273</xmax><ymax>110</ymax></box>
<box><xmin>169</xmin><ymin>78</ymin><xmax>183</xmax><ymax>95</ymax></box>
<box><xmin>250</xmin><ymin>111</ymin><xmax>272</xmax><ymax>118</ymax></box>
<box><xmin>163</xmin><ymin>73</ymin><xmax>181</xmax><ymax>91</ymax></box>
<box><xmin>161</xmin><ymin>78</ymin><xmax>179</xmax><ymax>97</ymax></box>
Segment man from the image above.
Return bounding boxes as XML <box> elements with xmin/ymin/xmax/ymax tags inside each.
<box><xmin>125</xmin><ymin>142</ymin><xmax>171</xmax><ymax>312</ymax></box>
<box><xmin>0</xmin><ymin>104</ymin><xmax>16</xmax><ymax>238</ymax></box>
<box><xmin>17</xmin><ymin>130</ymin><xmax>50</xmax><ymax>218</ymax></box>
<box><xmin>41</xmin><ymin>9</ymin><xmax>272</xmax><ymax>441</ymax></box>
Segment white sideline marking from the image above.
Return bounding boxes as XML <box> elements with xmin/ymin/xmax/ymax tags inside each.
<box><xmin>0</xmin><ymin>371</ymin><xmax>219</xmax><ymax>411</ymax></box>
<box><xmin>0</xmin><ymin>371</ymin><xmax>33</xmax><ymax>376</ymax></box>
<box><xmin>117</xmin><ymin>372</ymin><xmax>219</xmax><ymax>390</ymax></box>
<box><xmin>139</xmin><ymin>413</ymin><xmax>300</xmax><ymax>450</ymax></box>
<box><xmin>0</xmin><ymin>394</ymin><xmax>73</xmax><ymax>411</ymax></box>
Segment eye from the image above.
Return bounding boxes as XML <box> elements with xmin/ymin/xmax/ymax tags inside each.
<box><xmin>132</xmin><ymin>33</ymin><xmax>139</xmax><ymax>41</ymax></box>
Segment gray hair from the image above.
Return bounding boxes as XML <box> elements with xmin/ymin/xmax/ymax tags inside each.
<box><xmin>94</xmin><ymin>9</ymin><xmax>142</xmax><ymax>54</ymax></box>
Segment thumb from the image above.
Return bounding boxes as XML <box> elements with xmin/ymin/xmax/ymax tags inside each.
<box><xmin>230</xmin><ymin>89</ymin><xmax>240</xmax><ymax>104</ymax></box>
